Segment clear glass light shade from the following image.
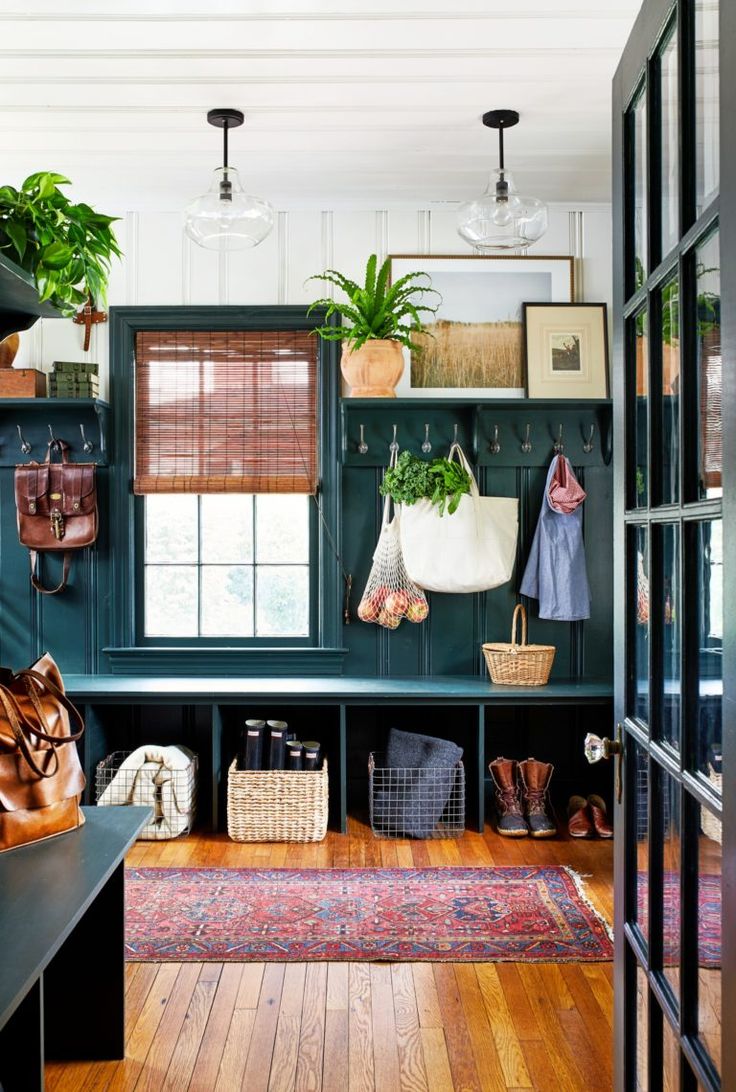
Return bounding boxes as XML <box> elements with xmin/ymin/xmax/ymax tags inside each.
<box><xmin>457</xmin><ymin>169</ymin><xmax>548</xmax><ymax>251</ymax></box>
<box><xmin>184</xmin><ymin>167</ymin><xmax>274</xmax><ymax>251</ymax></box>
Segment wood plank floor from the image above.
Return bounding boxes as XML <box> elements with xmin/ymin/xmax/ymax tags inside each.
<box><xmin>45</xmin><ymin>819</ymin><xmax>614</xmax><ymax>1092</ymax></box>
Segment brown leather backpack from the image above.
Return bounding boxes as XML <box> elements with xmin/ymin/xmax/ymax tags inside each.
<box><xmin>15</xmin><ymin>440</ymin><xmax>98</xmax><ymax>595</ymax></box>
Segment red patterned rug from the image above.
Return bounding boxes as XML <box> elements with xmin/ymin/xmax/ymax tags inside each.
<box><xmin>125</xmin><ymin>866</ymin><xmax>613</xmax><ymax>962</ymax></box>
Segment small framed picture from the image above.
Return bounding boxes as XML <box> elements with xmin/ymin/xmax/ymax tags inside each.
<box><xmin>523</xmin><ymin>303</ymin><xmax>609</xmax><ymax>399</ymax></box>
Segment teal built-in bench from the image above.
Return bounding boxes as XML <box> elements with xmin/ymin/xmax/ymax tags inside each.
<box><xmin>65</xmin><ymin>675</ymin><xmax>613</xmax><ymax>835</ymax></box>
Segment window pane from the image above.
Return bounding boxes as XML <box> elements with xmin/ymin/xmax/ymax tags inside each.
<box><xmin>631</xmin><ymin>310</ymin><xmax>649</xmax><ymax>509</ymax></box>
<box><xmin>632</xmin><ymin>87</ymin><xmax>648</xmax><ymax>284</ymax></box>
<box><xmin>145</xmin><ymin>495</ymin><xmax>198</xmax><ymax>563</ymax></box>
<box><xmin>255</xmin><ymin>495</ymin><xmax>310</xmax><ymax>563</ymax></box>
<box><xmin>634</xmin><ymin>744</ymin><xmax>649</xmax><ymax>945</ymax></box>
<box><xmin>660</xmin><ymin>524</ymin><xmax>680</xmax><ymax>749</ymax></box>
<box><xmin>659</xmin><ymin>25</ymin><xmax>679</xmax><ymax>256</ymax></box>
<box><xmin>698</xmin><ymin>813</ymin><xmax>722</xmax><ymax>1074</ymax></box>
<box><xmin>695</xmin><ymin>0</ymin><xmax>719</xmax><ymax>214</ymax></box>
<box><xmin>695</xmin><ymin>231</ymin><xmax>721</xmax><ymax>500</ymax></box>
<box><xmin>661</xmin><ymin>776</ymin><xmax>681</xmax><ymax>1002</ymax></box>
<box><xmin>201</xmin><ymin>495</ymin><xmax>254</xmax><ymax>563</ymax></box>
<box><xmin>660</xmin><ymin>277</ymin><xmax>680</xmax><ymax>506</ymax></box>
<box><xmin>693</xmin><ymin>520</ymin><xmax>722</xmax><ymax>789</ymax></box>
<box><xmin>201</xmin><ymin>565</ymin><xmax>254</xmax><ymax>636</ymax></box>
<box><xmin>145</xmin><ymin>565</ymin><xmax>198</xmax><ymax>636</ymax></box>
<box><xmin>632</xmin><ymin>526</ymin><xmax>650</xmax><ymax>726</ymax></box>
<box><xmin>256</xmin><ymin>566</ymin><xmax>309</xmax><ymax>636</ymax></box>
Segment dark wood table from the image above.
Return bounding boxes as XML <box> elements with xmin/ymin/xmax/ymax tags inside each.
<box><xmin>0</xmin><ymin>806</ymin><xmax>151</xmax><ymax>1091</ymax></box>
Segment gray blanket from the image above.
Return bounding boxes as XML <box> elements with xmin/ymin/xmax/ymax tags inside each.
<box><xmin>373</xmin><ymin>729</ymin><xmax>463</xmax><ymax>838</ymax></box>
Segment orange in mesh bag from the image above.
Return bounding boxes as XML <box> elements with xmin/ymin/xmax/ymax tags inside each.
<box><xmin>357</xmin><ymin>451</ymin><xmax>429</xmax><ymax>630</ymax></box>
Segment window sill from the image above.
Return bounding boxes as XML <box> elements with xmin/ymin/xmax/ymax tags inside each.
<box><xmin>103</xmin><ymin>646</ymin><xmax>348</xmax><ymax>677</ymax></box>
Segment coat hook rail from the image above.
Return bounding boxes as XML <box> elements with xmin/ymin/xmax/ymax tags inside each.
<box><xmin>553</xmin><ymin>424</ymin><xmax>564</xmax><ymax>455</ymax></box>
<box><xmin>357</xmin><ymin>424</ymin><xmax>368</xmax><ymax>455</ymax></box>
<box><xmin>16</xmin><ymin>425</ymin><xmax>31</xmax><ymax>455</ymax></box>
<box><xmin>582</xmin><ymin>423</ymin><xmax>595</xmax><ymax>454</ymax></box>
<box><xmin>489</xmin><ymin>424</ymin><xmax>501</xmax><ymax>455</ymax></box>
<box><xmin>521</xmin><ymin>424</ymin><xmax>532</xmax><ymax>454</ymax></box>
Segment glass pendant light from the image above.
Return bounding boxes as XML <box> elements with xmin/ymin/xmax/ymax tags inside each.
<box><xmin>184</xmin><ymin>108</ymin><xmax>274</xmax><ymax>251</ymax></box>
<box><xmin>457</xmin><ymin>109</ymin><xmax>548</xmax><ymax>251</ymax></box>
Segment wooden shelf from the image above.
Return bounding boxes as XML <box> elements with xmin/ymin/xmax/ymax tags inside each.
<box><xmin>0</xmin><ymin>253</ymin><xmax>60</xmax><ymax>341</ymax></box>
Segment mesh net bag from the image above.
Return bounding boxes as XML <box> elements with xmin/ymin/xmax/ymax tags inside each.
<box><xmin>357</xmin><ymin>451</ymin><xmax>429</xmax><ymax>630</ymax></box>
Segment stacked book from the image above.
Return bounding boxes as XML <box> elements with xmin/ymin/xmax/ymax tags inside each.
<box><xmin>48</xmin><ymin>361</ymin><xmax>100</xmax><ymax>398</ymax></box>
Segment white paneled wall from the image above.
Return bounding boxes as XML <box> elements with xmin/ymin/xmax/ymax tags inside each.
<box><xmin>16</xmin><ymin>204</ymin><xmax>612</xmax><ymax>398</ymax></box>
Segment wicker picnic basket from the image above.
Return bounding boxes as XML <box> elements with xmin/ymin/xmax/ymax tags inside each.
<box><xmin>482</xmin><ymin>604</ymin><xmax>555</xmax><ymax>686</ymax></box>
<box><xmin>226</xmin><ymin>758</ymin><xmax>329</xmax><ymax>843</ymax></box>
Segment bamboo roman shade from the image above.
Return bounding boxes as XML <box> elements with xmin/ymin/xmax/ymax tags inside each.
<box><xmin>134</xmin><ymin>329</ymin><xmax>318</xmax><ymax>494</ymax></box>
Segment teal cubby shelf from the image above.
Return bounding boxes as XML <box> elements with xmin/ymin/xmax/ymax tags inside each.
<box><xmin>0</xmin><ymin>398</ymin><xmax>109</xmax><ymax>466</ymax></box>
<box><xmin>0</xmin><ymin>252</ymin><xmax>60</xmax><ymax>341</ymax></box>
<box><xmin>341</xmin><ymin>397</ymin><xmax>613</xmax><ymax>468</ymax></box>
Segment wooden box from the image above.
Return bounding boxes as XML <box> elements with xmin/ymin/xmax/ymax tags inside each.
<box><xmin>0</xmin><ymin>368</ymin><xmax>47</xmax><ymax>397</ymax></box>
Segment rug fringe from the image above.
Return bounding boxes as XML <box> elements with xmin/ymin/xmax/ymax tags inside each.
<box><xmin>561</xmin><ymin>866</ymin><xmax>614</xmax><ymax>943</ymax></box>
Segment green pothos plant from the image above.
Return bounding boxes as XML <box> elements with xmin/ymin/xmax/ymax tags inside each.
<box><xmin>0</xmin><ymin>171</ymin><xmax>122</xmax><ymax>316</ymax></box>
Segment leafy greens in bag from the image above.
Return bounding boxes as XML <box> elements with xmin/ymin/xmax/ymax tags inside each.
<box><xmin>379</xmin><ymin>450</ymin><xmax>471</xmax><ymax>516</ymax></box>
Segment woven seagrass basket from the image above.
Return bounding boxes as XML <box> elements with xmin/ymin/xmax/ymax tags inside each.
<box><xmin>226</xmin><ymin>758</ymin><xmax>329</xmax><ymax>843</ymax></box>
<box><xmin>482</xmin><ymin>604</ymin><xmax>556</xmax><ymax>686</ymax></box>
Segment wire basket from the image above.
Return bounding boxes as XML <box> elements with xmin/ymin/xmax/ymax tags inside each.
<box><xmin>95</xmin><ymin>749</ymin><xmax>197</xmax><ymax>840</ymax></box>
<box><xmin>227</xmin><ymin>758</ymin><xmax>329</xmax><ymax>843</ymax></box>
<box><xmin>369</xmin><ymin>752</ymin><xmax>465</xmax><ymax>839</ymax></box>
<box><xmin>482</xmin><ymin>604</ymin><xmax>556</xmax><ymax>686</ymax></box>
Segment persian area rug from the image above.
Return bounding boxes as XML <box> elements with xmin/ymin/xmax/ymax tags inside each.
<box><xmin>125</xmin><ymin>865</ymin><xmax>613</xmax><ymax>963</ymax></box>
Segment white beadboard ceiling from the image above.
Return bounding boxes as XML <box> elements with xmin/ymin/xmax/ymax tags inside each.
<box><xmin>0</xmin><ymin>0</ymin><xmax>641</xmax><ymax>212</ymax></box>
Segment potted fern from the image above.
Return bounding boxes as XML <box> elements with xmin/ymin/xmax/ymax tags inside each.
<box><xmin>308</xmin><ymin>253</ymin><xmax>440</xmax><ymax>397</ymax></box>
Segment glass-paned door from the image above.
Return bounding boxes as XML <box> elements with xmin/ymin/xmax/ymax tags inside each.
<box><xmin>613</xmin><ymin>0</ymin><xmax>732</xmax><ymax>1088</ymax></box>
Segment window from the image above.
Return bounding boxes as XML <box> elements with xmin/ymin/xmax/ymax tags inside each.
<box><xmin>144</xmin><ymin>494</ymin><xmax>311</xmax><ymax>638</ymax></box>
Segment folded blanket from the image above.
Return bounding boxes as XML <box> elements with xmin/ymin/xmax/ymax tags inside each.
<box><xmin>97</xmin><ymin>744</ymin><xmax>195</xmax><ymax>839</ymax></box>
<box><xmin>373</xmin><ymin>729</ymin><xmax>464</xmax><ymax>838</ymax></box>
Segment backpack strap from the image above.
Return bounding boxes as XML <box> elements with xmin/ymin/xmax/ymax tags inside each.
<box><xmin>29</xmin><ymin>550</ymin><xmax>72</xmax><ymax>595</ymax></box>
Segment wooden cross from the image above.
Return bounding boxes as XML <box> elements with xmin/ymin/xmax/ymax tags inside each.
<box><xmin>73</xmin><ymin>296</ymin><xmax>107</xmax><ymax>352</ymax></box>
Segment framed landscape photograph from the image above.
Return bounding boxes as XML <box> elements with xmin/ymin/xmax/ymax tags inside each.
<box><xmin>390</xmin><ymin>254</ymin><xmax>574</xmax><ymax>398</ymax></box>
<box><xmin>523</xmin><ymin>302</ymin><xmax>609</xmax><ymax>399</ymax></box>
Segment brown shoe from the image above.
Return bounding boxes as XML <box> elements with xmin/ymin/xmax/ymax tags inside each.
<box><xmin>488</xmin><ymin>758</ymin><xmax>528</xmax><ymax>837</ymax></box>
<box><xmin>518</xmin><ymin>758</ymin><xmax>557</xmax><ymax>838</ymax></box>
<box><xmin>567</xmin><ymin>795</ymin><xmax>594</xmax><ymax>838</ymax></box>
<box><xmin>587</xmin><ymin>795</ymin><xmax>613</xmax><ymax>838</ymax></box>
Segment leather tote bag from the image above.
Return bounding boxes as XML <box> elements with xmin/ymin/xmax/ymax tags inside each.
<box><xmin>399</xmin><ymin>442</ymin><xmax>518</xmax><ymax>594</ymax></box>
<box><xmin>15</xmin><ymin>439</ymin><xmax>98</xmax><ymax>595</ymax></box>
<box><xmin>0</xmin><ymin>653</ymin><xmax>86</xmax><ymax>853</ymax></box>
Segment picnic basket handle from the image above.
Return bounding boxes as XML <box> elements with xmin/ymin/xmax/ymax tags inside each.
<box><xmin>510</xmin><ymin>604</ymin><xmax>528</xmax><ymax>648</ymax></box>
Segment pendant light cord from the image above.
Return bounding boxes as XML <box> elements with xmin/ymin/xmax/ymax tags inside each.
<box><xmin>498</xmin><ymin>124</ymin><xmax>505</xmax><ymax>173</ymax></box>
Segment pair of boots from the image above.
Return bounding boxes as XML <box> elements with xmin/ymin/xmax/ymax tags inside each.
<box><xmin>489</xmin><ymin>757</ymin><xmax>556</xmax><ymax>838</ymax></box>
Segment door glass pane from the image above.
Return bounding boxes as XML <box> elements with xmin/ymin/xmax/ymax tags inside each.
<box><xmin>695</xmin><ymin>230</ymin><xmax>722</xmax><ymax>500</ymax></box>
<box><xmin>632</xmin><ymin>526</ymin><xmax>650</xmax><ymax>725</ymax></box>
<box><xmin>661</xmin><ymin>776</ymin><xmax>681</xmax><ymax>1001</ymax></box>
<box><xmin>636</xmin><ymin>965</ymin><xmax>649</xmax><ymax>1091</ymax></box>
<box><xmin>661</xmin><ymin>524</ymin><xmax>681</xmax><ymax>748</ymax></box>
<box><xmin>632</xmin><ymin>310</ymin><xmax>649</xmax><ymax>508</ymax></box>
<box><xmin>698</xmin><ymin>814</ymin><xmax>722</xmax><ymax>1074</ymax></box>
<box><xmin>693</xmin><ymin>520</ymin><xmax>722</xmax><ymax>788</ymax></box>
<box><xmin>660</xmin><ymin>277</ymin><xmax>680</xmax><ymax>505</ymax></box>
<box><xmin>660</xmin><ymin>25</ymin><xmax>679</xmax><ymax>256</ymax></box>
<box><xmin>695</xmin><ymin>0</ymin><xmax>719</xmax><ymax>213</ymax></box>
<box><xmin>632</xmin><ymin>87</ymin><xmax>648</xmax><ymax>284</ymax></box>
<box><xmin>662</xmin><ymin>1017</ymin><xmax>681</xmax><ymax>1091</ymax></box>
<box><xmin>634</xmin><ymin>744</ymin><xmax>650</xmax><ymax>944</ymax></box>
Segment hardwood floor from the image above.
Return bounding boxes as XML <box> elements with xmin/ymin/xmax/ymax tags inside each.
<box><xmin>45</xmin><ymin>819</ymin><xmax>614</xmax><ymax>1092</ymax></box>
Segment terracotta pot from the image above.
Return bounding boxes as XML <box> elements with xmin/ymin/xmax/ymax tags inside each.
<box><xmin>0</xmin><ymin>333</ymin><xmax>20</xmax><ymax>369</ymax></box>
<box><xmin>341</xmin><ymin>339</ymin><xmax>404</xmax><ymax>398</ymax></box>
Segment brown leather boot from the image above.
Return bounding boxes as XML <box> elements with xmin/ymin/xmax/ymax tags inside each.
<box><xmin>488</xmin><ymin>757</ymin><xmax>528</xmax><ymax>837</ymax></box>
<box><xmin>518</xmin><ymin>758</ymin><xmax>557</xmax><ymax>838</ymax></box>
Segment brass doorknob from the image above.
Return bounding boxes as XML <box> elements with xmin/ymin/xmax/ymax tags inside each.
<box><xmin>584</xmin><ymin>732</ymin><xmax>623</xmax><ymax>763</ymax></box>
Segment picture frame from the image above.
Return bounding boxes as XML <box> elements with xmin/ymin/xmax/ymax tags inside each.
<box><xmin>523</xmin><ymin>302</ymin><xmax>609</xmax><ymax>399</ymax></box>
<box><xmin>390</xmin><ymin>254</ymin><xmax>574</xmax><ymax>398</ymax></box>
